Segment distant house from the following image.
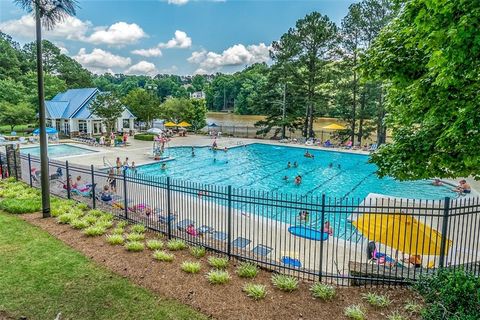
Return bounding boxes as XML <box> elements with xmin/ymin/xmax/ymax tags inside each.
<box><xmin>190</xmin><ymin>91</ymin><xmax>205</xmax><ymax>99</ymax></box>
<box><xmin>45</xmin><ymin>88</ymin><xmax>135</xmax><ymax>136</ymax></box>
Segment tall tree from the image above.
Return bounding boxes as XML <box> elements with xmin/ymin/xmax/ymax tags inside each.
<box><xmin>270</xmin><ymin>12</ymin><xmax>338</xmax><ymax>138</ymax></box>
<box><xmin>0</xmin><ymin>102</ymin><xmax>35</xmax><ymax>131</ymax></box>
<box><xmin>364</xmin><ymin>0</ymin><xmax>480</xmax><ymax>180</ymax></box>
<box><xmin>122</xmin><ymin>88</ymin><xmax>160</xmax><ymax>128</ymax></box>
<box><xmin>90</xmin><ymin>92</ymin><xmax>124</xmax><ymax>135</ymax></box>
<box><xmin>14</xmin><ymin>0</ymin><xmax>79</xmax><ymax>218</ymax></box>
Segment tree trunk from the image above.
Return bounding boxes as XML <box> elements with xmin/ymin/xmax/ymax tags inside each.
<box><xmin>376</xmin><ymin>86</ymin><xmax>386</xmax><ymax>145</ymax></box>
<box><xmin>358</xmin><ymin>89</ymin><xmax>366</xmax><ymax>146</ymax></box>
<box><xmin>351</xmin><ymin>54</ymin><xmax>357</xmax><ymax>144</ymax></box>
<box><xmin>303</xmin><ymin>105</ymin><xmax>309</xmax><ymax>138</ymax></box>
<box><xmin>308</xmin><ymin>103</ymin><xmax>315</xmax><ymax>138</ymax></box>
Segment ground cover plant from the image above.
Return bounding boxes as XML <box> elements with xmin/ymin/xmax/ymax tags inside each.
<box><xmin>190</xmin><ymin>246</ymin><xmax>206</xmax><ymax>258</ymax></box>
<box><xmin>236</xmin><ymin>262</ymin><xmax>259</xmax><ymax>279</ymax></box>
<box><xmin>271</xmin><ymin>274</ymin><xmax>298</xmax><ymax>292</ymax></box>
<box><xmin>362</xmin><ymin>292</ymin><xmax>391</xmax><ymax>308</ymax></box>
<box><xmin>207</xmin><ymin>256</ymin><xmax>228</xmax><ymax>269</ymax></box>
<box><xmin>83</xmin><ymin>225</ymin><xmax>107</xmax><ymax>237</ymax></box>
<box><xmin>153</xmin><ymin>250</ymin><xmax>175</xmax><ymax>262</ymax></box>
<box><xmin>243</xmin><ymin>283</ymin><xmax>267</xmax><ymax>301</ymax></box>
<box><xmin>181</xmin><ymin>261</ymin><xmax>201</xmax><ymax>274</ymax></box>
<box><xmin>105</xmin><ymin>234</ymin><xmax>124</xmax><ymax>245</ymax></box>
<box><xmin>310</xmin><ymin>283</ymin><xmax>336</xmax><ymax>300</ymax></box>
<box><xmin>386</xmin><ymin>311</ymin><xmax>407</xmax><ymax>320</ymax></box>
<box><xmin>146</xmin><ymin>239</ymin><xmax>163</xmax><ymax>250</ymax></box>
<box><xmin>125</xmin><ymin>232</ymin><xmax>145</xmax><ymax>242</ymax></box>
<box><xmin>130</xmin><ymin>224</ymin><xmax>146</xmax><ymax>233</ymax></box>
<box><xmin>0</xmin><ymin>212</ymin><xmax>206</xmax><ymax>319</ymax></box>
<box><xmin>344</xmin><ymin>305</ymin><xmax>366</xmax><ymax>320</ymax></box>
<box><xmin>206</xmin><ymin>270</ymin><xmax>230</xmax><ymax>285</ymax></box>
<box><xmin>166</xmin><ymin>239</ymin><xmax>187</xmax><ymax>251</ymax></box>
<box><xmin>125</xmin><ymin>241</ymin><xmax>145</xmax><ymax>252</ymax></box>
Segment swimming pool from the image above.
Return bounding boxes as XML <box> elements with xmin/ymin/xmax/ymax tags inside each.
<box><xmin>136</xmin><ymin>143</ymin><xmax>454</xmax><ymax>200</ymax></box>
<box><xmin>21</xmin><ymin>144</ymin><xmax>97</xmax><ymax>158</ymax></box>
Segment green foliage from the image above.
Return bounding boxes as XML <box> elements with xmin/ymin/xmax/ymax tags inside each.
<box><xmin>271</xmin><ymin>274</ymin><xmax>298</xmax><ymax>292</ymax></box>
<box><xmin>70</xmin><ymin>219</ymin><xmax>90</xmax><ymax>229</ymax></box>
<box><xmin>344</xmin><ymin>305</ymin><xmax>366</xmax><ymax>320</ymax></box>
<box><xmin>83</xmin><ymin>215</ymin><xmax>98</xmax><ymax>225</ymax></box>
<box><xmin>181</xmin><ymin>261</ymin><xmax>201</xmax><ymax>274</ymax></box>
<box><xmin>57</xmin><ymin>213</ymin><xmax>78</xmax><ymax>224</ymax></box>
<box><xmin>243</xmin><ymin>283</ymin><xmax>267</xmax><ymax>301</ymax></box>
<box><xmin>0</xmin><ymin>102</ymin><xmax>35</xmax><ymax>131</ymax></box>
<box><xmin>90</xmin><ymin>92</ymin><xmax>125</xmax><ymax>134</ymax></box>
<box><xmin>0</xmin><ymin>198</ymin><xmax>41</xmax><ymax>214</ymax></box>
<box><xmin>403</xmin><ymin>300</ymin><xmax>422</xmax><ymax>315</ymax></box>
<box><xmin>414</xmin><ymin>269</ymin><xmax>480</xmax><ymax>320</ymax></box>
<box><xmin>111</xmin><ymin>227</ymin><xmax>124</xmax><ymax>235</ymax></box>
<box><xmin>87</xmin><ymin>209</ymin><xmax>104</xmax><ymax>217</ymax></box>
<box><xmin>310</xmin><ymin>283</ymin><xmax>336</xmax><ymax>300</ymax></box>
<box><xmin>83</xmin><ymin>225</ymin><xmax>107</xmax><ymax>237</ymax></box>
<box><xmin>95</xmin><ymin>220</ymin><xmax>113</xmax><ymax>230</ymax></box>
<box><xmin>362</xmin><ymin>292</ymin><xmax>391</xmax><ymax>308</ymax></box>
<box><xmin>76</xmin><ymin>203</ymin><xmax>89</xmax><ymax>211</ymax></box>
<box><xmin>122</xmin><ymin>88</ymin><xmax>161</xmax><ymax>126</ymax></box>
<box><xmin>153</xmin><ymin>250</ymin><xmax>174</xmax><ymax>262</ymax></box>
<box><xmin>166</xmin><ymin>239</ymin><xmax>188</xmax><ymax>251</ymax></box>
<box><xmin>134</xmin><ymin>134</ymin><xmax>155</xmax><ymax>141</ymax></box>
<box><xmin>125</xmin><ymin>233</ymin><xmax>145</xmax><ymax>242</ymax></box>
<box><xmin>386</xmin><ymin>311</ymin><xmax>407</xmax><ymax>320</ymax></box>
<box><xmin>159</xmin><ymin>98</ymin><xmax>208</xmax><ymax>131</ymax></box>
<box><xmin>124</xmin><ymin>241</ymin><xmax>145</xmax><ymax>252</ymax></box>
<box><xmin>146</xmin><ymin>239</ymin><xmax>163</xmax><ymax>250</ymax></box>
<box><xmin>189</xmin><ymin>246</ymin><xmax>206</xmax><ymax>259</ymax></box>
<box><xmin>105</xmin><ymin>234</ymin><xmax>124</xmax><ymax>245</ymax></box>
<box><xmin>117</xmin><ymin>221</ymin><xmax>128</xmax><ymax>229</ymax></box>
<box><xmin>235</xmin><ymin>262</ymin><xmax>258</xmax><ymax>279</ymax></box>
<box><xmin>206</xmin><ymin>270</ymin><xmax>230</xmax><ymax>285</ymax></box>
<box><xmin>364</xmin><ymin>0</ymin><xmax>480</xmax><ymax>180</ymax></box>
<box><xmin>207</xmin><ymin>256</ymin><xmax>229</xmax><ymax>270</ymax></box>
<box><xmin>130</xmin><ymin>224</ymin><xmax>146</xmax><ymax>234</ymax></box>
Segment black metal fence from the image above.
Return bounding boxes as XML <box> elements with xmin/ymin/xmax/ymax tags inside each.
<box><xmin>2</xmin><ymin>151</ymin><xmax>479</xmax><ymax>286</ymax></box>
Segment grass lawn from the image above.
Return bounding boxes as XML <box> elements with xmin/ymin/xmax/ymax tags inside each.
<box><xmin>0</xmin><ymin>212</ymin><xmax>207</xmax><ymax>320</ymax></box>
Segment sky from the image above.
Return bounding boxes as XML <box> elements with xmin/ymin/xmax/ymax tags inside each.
<box><xmin>0</xmin><ymin>0</ymin><xmax>356</xmax><ymax>76</ymax></box>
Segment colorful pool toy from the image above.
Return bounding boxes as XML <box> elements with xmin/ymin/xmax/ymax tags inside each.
<box><xmin>288</xmin><ymin>226</ymin><xmax>329</xmax><ymax>241</ymax></box>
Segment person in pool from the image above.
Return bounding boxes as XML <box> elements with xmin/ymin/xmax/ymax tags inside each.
<box><xmin>212</xmin><ymin>140</ymin><xmax>218</xmax><ymax>149</ymax></box>
<box><xmin>294</xmin><ymin>175</ymin><xmax>302</xmax><ymax>185</ymax></box>
<box><xmin>298</xmin><ymin>210</ymin><xmax>309</xmax><ymax>222</ymax></box>
<box><xmin>191</xmin><ymin>147</ymin><xmax>195</xmax><ymax>157</ymax></box>
<box><xmin>283</xmin><ymin>175</ymin><xmax>289</xmax><ymax>181</ymax></box>
<box><xmin>304</xmin><ymin>151</ymin><xmax>314</xmax><ymax>159</ymax></box>
<box><xmin>293</xmin><ymin>161</ymin><xmax>298</xmax><ymax>168</ymax></box>
<box><xmin>287</xmin><ymin>162</ymin><xmax>291</xmax><ymax>168</ymax></box>
<box><xmin>453</xmin><ymin>180</ymin><xmax>471</xmax><ymax>194</ymax></box>
<box><xmin>161</xmin><ymin>163</ymin><xmax>167</xmax><ymax>170</ymax></box>
<box><xmin>432</xmin><ymin>179</ymin><xmax>443</xmax><ymax>186</ymax></box>
<box><xmin>323</xmin><ymin>221</ymin><xmax>333</xmax><ymax>236</ymax></box>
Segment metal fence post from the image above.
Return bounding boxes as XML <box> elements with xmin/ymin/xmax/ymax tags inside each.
<box><xmin>318</xmin><ymin>194</ymin><xmax>326</xmax><ymax>281</ymax></box>
<box><xmin>65</xmin><ymin>161</ymin><xmax>71</xmax><ymax>199</ymax></box>
<box><xmin>90</xmin><ymin>164</ymin><xmax>96</xmax><ymax>209</ymax></box>
<box><xmin>13</xmin><ymin>149</ymin><xmax>18</xmax><ymax>181</ymax></box>
<box><xmin>167</xmin><ymin>177</ymin><xmax>172</xmax><ymax>239</ymax></box>
<box><xmin>439</xmin><ymin>197</ymin><xmax>451</xmax><ymax>268</ymax></box>
<box><xmin>123</xmin><ymin>169</ymin><xmax>128</xmax><ymax>219</ymax></box>
<box><xmin>5</xmin><ymin>150</ymin><xmax>10</xmax><ymax>178</ymax></box>
<box><xmin>0</xmin><ymin>153</ymin><xmax>3</xmax><ymax>179</ymax></box>
<box><xmin>227</xmin><ymin>185</ymin><xmax>232</xmax><ymax>258</ymax></box>
<box><xmin>28</xmin><ymin>154</ymin><xmax>33</xmax><ymax>187</ymax></box>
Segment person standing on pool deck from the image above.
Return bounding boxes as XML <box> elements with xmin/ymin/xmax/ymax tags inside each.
<box><xmin>107</xmin><ymin>168</ymin><xmax>117</xmax><ymax>193</ymax></box>
<box><xmin>115</xmin><ymin>157</ymin><xmax>122</xmax><ymax>175</ymax></box>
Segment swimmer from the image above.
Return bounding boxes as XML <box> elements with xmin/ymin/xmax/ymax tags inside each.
<box><xmin>283</xmin><ymin>175</ymin><xmax>289</xmax><ymax>181</ymax></box>
<box><xmin>337</xmin><ymin>164</ymin><xmax>341</xmax><ymax>169</ymax></box>
<box><xmin>432</xmin><ymin>179</ymin><xmax>443</xmax><ymax>186</ymax></box>
<box><xmin>224</xmin><ymin>147</ymin><xmax>228</xmax><ymax>152</ymax></box>
<box><xmin>161</xmin><ymin>163</ymin><xmax>167</xmax><ymax>170</ymax></box>
<box><xmin>293</xmin><ymin>161</ymin><xmax>298</xmax><ymax>168</ymax></box>
<box><xmin>294</xmin><ymin>175</ymin><xmax>302</xmax><ymax>185</ymax></box>
<box><xmin>191</xmin><ymin>147</ymin><xmax>195</xmax><ymax>157</ymax></box>
<box><xmin>298</xmin><ymin>210</ymin><xmax>309</xmax><ymax>222</ymax></box>
<box><xmin>304</xmin><ymin>151</ymin><xmax>314</xmax><ymax>159</ymax></box>
<box><xmin>329</xmin><ymin>163</ymin><xmax>333</xmax><ymax>168</ymax></box>
<box><xmin>287</xmin><ymin>161</ymin><xmax>291</xmax><ymax>168</ymax></box>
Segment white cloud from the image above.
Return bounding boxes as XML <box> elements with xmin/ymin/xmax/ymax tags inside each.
<box><xmin>58</xmin><ymin>46</ymin><xmax>69</xmax><ymax>54</ymax></box>
<box><xmin>125</xmin><ymin>61</ymin><xmax>158</xmax><ymax>75</ymax></box>
<box><xmin>73</xmin><ymin>48</ymin><xmax>132</xmax><ymax>74</ymax></box>
<box><xmin>168</xmin><ymin>0</ymin><xmax>189</xmax><ymax>5</ymax></box>
<box><xmin>188</xmin><ymin>43</ymin><xmax>271</xmax><ymax>72</ymax></box>
<box><xmin>0</xmin><ymin>14</ymin><xmax>90</xmax><ymax>40</ymax></box>
<box><xmin>131</xmin><ymin>47</ymin><xmax>163</xmax><ymax>57</ymax></box>
<box><xmin>159</xmin><ymin>30</ymin><xmax>192</xmax><ymax>49</ymax></box>
<box><xmin>84</xmin><ymin>22</ymin><xmax>147</xmax><ymax>46</ymax></box>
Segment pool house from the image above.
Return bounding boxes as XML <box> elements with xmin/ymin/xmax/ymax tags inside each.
<box><xmin>45</xmin><ymin>88</ymin><xmax>135</xmax><ymax>137</ymax></box>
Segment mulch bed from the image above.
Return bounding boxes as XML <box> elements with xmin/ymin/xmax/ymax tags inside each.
<box><xmin>22</xmin><ymin>213</ymin><xmax>420</xmax><ymax>320</ymax></box>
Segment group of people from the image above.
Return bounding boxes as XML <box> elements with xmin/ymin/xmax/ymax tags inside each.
<box><xmin>97</xmin><ymin>132</ymin><xmax>129</xmax><ymax>147</ymax></box>
<box><xmin>115</xmin><ymin>157</ymin><xmax>137</xmax><ymax>174</ymax></box>
<box><xmin>432</xmin><ymin>178</ymin><xmax>472</xmax><ymax>195</ymax></box>
<box><xmin>367</xmin><ymin>241</ymin><xmax>423</xmax><ymax>268</ymax></box>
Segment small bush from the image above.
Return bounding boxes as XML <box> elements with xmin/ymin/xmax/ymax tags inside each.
<box><xmin>243</xmin><ymin>283</ymin><xmax>267</xmax><ymax>301</ymax></box>
<box><xmin>153</xmin><ymin>250</ymin><xmax>174</xmax><ymax>262</ymax></box>
<box><xmin>130</xmin><ymin>224</ymin><xmax>146</xmax><ymax>234</ymax></box>
<box><xmin>125</xmin><ymin>241</ymin><xmax>144</xmax><ymax>252</ymax></box>
<box><xmin>105</xmin><ymin>234</ymin><xmax>124</xmax><ymax>245</ymax></box>
<box><xmin>83</xmin><ymin>225</ymin><xmax>106</xmax><ymax>237</ymax></box>
<box><xmin>95</xmin><ymin>220</ymin><xmax>113</xmax><ymax>229</ymax></box>
<box><xmin>70</xmin><ymin>219</ymin><xmax>90</xmax><ymax>229</ymax></box>
<box><xmin>236</xmin><ymin>262</ymin><xmax>258</xmax><ymax>279</ymax></box>
<box><xmin>87</xmin><ymin>209</ymin><xmax>104</xmax><ymax>217</ymax></box>
<box><xmin>83</xmin><ymin>215</ymin><xmax>98</xmax><ymax>225</ymax></box>
<box><xmin>310</xmin><ymin>283</ymin><xmax>336</xmax><ymax>300</ymax></box>
<box><xmin>344</xmin><ymin>305</ymin><xmax>366</xmax><ymax>320</ymax></box>
<box><xmin>206</xmin><ymin>270</ymin><xmax>230</xmax><ymax>285</ymax></box>
<box><xmin>166</xmin><ymin>239</ymin><xmax>187</xmax><ymax>251</ymax></box>
<box><xmin>404</xmin><ymin>300</ymin><xmax>422</xmax><ymax>315</ymax></box>
<box><xmin>181</xmin><ymin>261</ymin><xmax>201</xmax><ymax>274</ymax></box>
<box><xmin>98</xmin><ymin>213</ymin><xmax>114</xmax><ymax>222</ymax></box>
<box><xmin>57</xmin><ymin>213</ymin><xmax>77</xmax><ymax>224</ymax></box>
<box><xmin>117</xmin><ymin>221</ymin><xmax>128</xmax><ymax>229</ymax></box>
<box><xmin>414</xmin><ymin>269</ymin><xmax>480</xmax><ymax>320</ymax></box>
<box><xmin>125</xmin><ymin>233</ymin><xmax>145</xmax><ymax>242</ymax></box>
<box><xmin>362</xmin><ymin>292</ymin><xmax>391</xmax><ymax>308</ymax></box>
<box><xmin>0</xmin><ymin>198</ymin><xmax>41</xmax><ymax>214</ymax></box>
<box><xmin>271</xmin><ymin>274</ymin><xmax>298</xmax><ymax>292</ymax></box>
<box><xmin>207</xmin><ymin>256</ymin><xmax>229</xmax><ymax>270</ymax></box>
<box><xmin>76</xmin><ymin>203</ymin><xmax>89</xmax><ymax>211</ymax></box>
<box><xmin>146</xmin><ymin>239</ymin><xmax>163</xmax><ymax>250</ymax></box>
<box><xmin>386</xmin><ymin>311</ymin><xmax>407</xmax><ymax>320</ymax></box>
<box><xmin>51</xmin><ymin>204</ymin><xmax>70</xmax><ymax>217</ymax></box>
<box><xmin>111</xmin><ymin>227</ymin><xmax>124</xmax><ymax>235</ymax></box>
<box><xmin>189</xmin><ymin>246</ymin><xmax>206</xmax><ymax>258</ymax></box>
<box><xmin>134</xmin><ymin>133</ymin><xmax>155</xmax><ymax>141</ymax></box>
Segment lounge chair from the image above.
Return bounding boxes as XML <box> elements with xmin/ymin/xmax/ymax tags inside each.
<box><xmin>232</xmin><ymin>237</ymin><xmax>251</xmax><ymax>249</ymax></box>
<box><xmin>251</xmin><ymin>244</ymin><xmax>273</xmax><ymax>257</ymax></box>
<box><xmin>368</xmin><ymin>144</ymin><xmax>378</xmax><ymax>152</ymax></box>
<box><xmin>211</xmin><ymin>231</ymin><xmax>228</xmax><ymax>241</ymax></box>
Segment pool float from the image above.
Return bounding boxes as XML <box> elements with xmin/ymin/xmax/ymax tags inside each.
<box><xmin>288</xmin><ymin>226</ymin><xmax>329</xmax><ymax>241</ymax></box>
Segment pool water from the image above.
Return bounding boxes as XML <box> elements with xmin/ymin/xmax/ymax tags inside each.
<box><xmin>136</xmin><ymin>143</ymin><xmax>454</xmax><ymax>200</ymax></box>
<box><xmin>21</xmin><ymin>144</ymin><xmax>97</xmax><ymax>158</ymax></box>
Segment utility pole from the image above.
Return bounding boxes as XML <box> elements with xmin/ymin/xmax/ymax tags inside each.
<box><xmin>282</xmin><ymin>83</ymin><xmax>286</xmax><ymax>139</ymax></box>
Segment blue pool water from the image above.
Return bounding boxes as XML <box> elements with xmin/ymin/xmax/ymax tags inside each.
<box><xmin>21</xmin><ymin>144</ymin><xmax>97</xmax><ymax>158</ymax></box>
<box><xmin>136</xmin><ymin>143</ymin><xmax>454</xmax><ymax>200</ymax></box>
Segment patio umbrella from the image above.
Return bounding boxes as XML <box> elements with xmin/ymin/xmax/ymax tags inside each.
<box><xmin>147</xmin><ymin>128</ymin><xmax>163</xmax><ymax>134</ymax></box>
<box><xmin>352</xmin><ymin>213</ymin><xmax>452</xmax><ymax>256</ymax></box>
<box><xmin>208</xmin><ymin>123</ymin><xmax>219</xmax><ymax>127</ymax></box>
<box><xmin>164</xmin><ymin>121</ymin><xmax>177</xmax><ymax>127</ymax></box>
<box><xmin>322</xmin><ymin>123</ymin><xmax>346</xmax><ymax>130</ymax></box>
<box><xmin>177</xmin><ymin>121</ymin><xmax>191</xmax><ymax>127</ymax></box>
<box><xmin>33</xmin><ymin>127</ymin><xmax>57</xmax><ymax>135</ymax></box>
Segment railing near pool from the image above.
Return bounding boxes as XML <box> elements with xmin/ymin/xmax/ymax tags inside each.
<box><xmin>2</xmin><ymin>151</ymin><xmax>479</xmax><ymax>286</ymax></box>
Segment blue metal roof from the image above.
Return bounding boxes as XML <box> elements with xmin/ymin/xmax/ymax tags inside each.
<box><xmin>45</xmin><ymin>101</ymin><xmax>69</xmax><ymax>118</ymax></box>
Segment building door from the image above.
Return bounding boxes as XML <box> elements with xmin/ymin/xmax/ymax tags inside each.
<box><xmin>64</xmin><ymin>122</ymin><xmax>70</xmax><ymax>135</ymax></box>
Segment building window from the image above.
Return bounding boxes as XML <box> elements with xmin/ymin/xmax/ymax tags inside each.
<box><xmin>78</xmin><ymin>120</ymin><xmax>87</xmax><ymax>133</ymax></box>
<box><xmin>123</xmin><ymin>119</ymin><xmax>130</xmax><ymax>129</ymax></box>
<box><xmin>55</xmin><ymin>119</ymin><xmax>61</xmax><ymax>131</ymax></box>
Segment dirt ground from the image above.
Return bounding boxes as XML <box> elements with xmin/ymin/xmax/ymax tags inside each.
<box><xmin>22</xmin><ymin>213</ymin><xmax>420</xmax><ymax>320</ymax></box>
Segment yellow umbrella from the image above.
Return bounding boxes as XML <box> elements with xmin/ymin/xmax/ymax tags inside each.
<box><xmin>352</xmin><ymin>213</ymin><xmax>452</xmax><ymax>256</ymax></box>
<box><xmin>322</xmin><ymin>123</ymin><xmax>346</xmax><ymax>130</ymax></box>
<box><xmin>164</xmin><ymin>121</ymin><xmax>177</xmax><ymax>127</ymax></box>
<box><xmin>177</xmin><ymin>121</ymin><xmax>191</xmax><ymax>127</ymax></box>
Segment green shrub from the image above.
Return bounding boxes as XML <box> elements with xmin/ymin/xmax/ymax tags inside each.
<box><xmin>125</xmin><ymin>241</ymin><xmax>144</xmax><ymax>252</ymax></box>
<box><xmin>189</xmin><ymin>246</ymin><xmax>206</xmax><ymax>258</ymax></box>
<box><xmin>271</xmin><ymin>274</ymin><xmax>298</xmax><ymax>292</ymax></box>
<box><xmin>404</xmin><ymin>300</ymin><xmax>422</xmax><ymax>315</ymax></box>
<box><xmin>0</xmin><ymin>198</ymin><xmax>41</xmax><ymax>214</ymax></box>
<box><xmin>134</xmin><ymin>134</ymin><xmax>155</xmax><ymax>141</ymax></box>
<box><xmin>414</xmin><ymin>269</ymin><xmax>480</xmax><ymax>320</ymax></box>
<box><xmin>70</xmin><ymin>219</ymin><xmax>90</xmax><ymax>229</ymax></box>
<box><xmin>117</xmin><ymin>221</ymin><xmax>128</xmax><ymax>229</ymax></box>
<box><xmin>386</xmin><ymin>311</ymin><xmax>407</xmax><ymax>320</ymax></box>
<box><xmin>87</xmin><ymin>209</ymin><xmax>104</xmax><ymax>217</ymax></box>
<box><xmin>130</xmin><ymin>224</ymin><xmax>146</xmax><ymax>233</ymax></box>
<box><xmin>344</xmin><ymin>305</ymin><xmax>366</xmax><ymax>320</ymax></box>
<box><xmin>243</xmin><ymin>283</ymin><xmax>267</xmax><ymax>301</ymax></box>
<box><xmin>105</xmin><ymin>234</ymin><xmax>124</xmax><ymax>245</ymax></box>
<box><xmin>181</xmin><ymin>261</ymin><xmax>201</xmax><ymax>274</ymax></box>
<box><xmin>83</xmin><ymin>225</ymin><xmax>107</xmax><ymax>237</ymax></box>
<box><xmin>153</xmin><ymin>250</ymin><xmax>174</xmax><ymax>262</ymax></box>
<box><xmin>98</xmin><ymin>213</ymin><xmax>114</xmax><ymax>222</ymax></box>
<box><xmin>83</xmin><ymin>215</ymin><xmax>98</xmax><ymax>225</ymax></box>
<box><xmin>95</xmin><ymin>220</ymin><xmax>113</xmax><ymax>229</ymax></box>
<box><xmin>51</xmin><ymin>204</ymin><xmax>70</xmax><ymax>217</ymax></box>
<box><xmin>236</xmin><ymin>262</ymin><xmax>258</xmax><ymax>279</ymax></box>
<box><xmin>206</xmin><ymin>270</ymin><xmax>230</xmax><ymax>285</ymax></box>
<box><xmin>125</xmin><ymin>233</ymin><xmax>145</xmax><ymax>242</ymax></box>
<box><xmin>310</xmin><ymin>283</ymin><xmax>336</xmax><ymax>300</ymax></box>
<box><xmin>362</xmin><ymin>292</ymin><xmax>391</xmax><ymax>308</ymax></box>
<box><xmin>57</xmin><ymin>213</ymin><xmax>78</xmax><ymax>224</ymax></box>
<box><xmin>111</xmin><ymin>227</ymin><xmax>124</xmax><ymax>235</ymax></box>
<box><xmin>76</xmin><ymin>202</ymin><xmax>89</xmax><ymax>211</ymax></box>
<box><xmin>207</xmin><ymin>256</ymin><xmax>229</xmax><ymax>270</ymax></box>
<box><xmin>146</xmin><ymin>239</ymin><xmax>163</xmax><ymax>250</ymax></box>
<box><xmin>166</xmin><ymin>239</ymin><xmax>187</xmax><ymax>251</ymax></box>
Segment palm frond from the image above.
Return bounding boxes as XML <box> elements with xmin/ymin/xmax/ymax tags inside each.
<box><xmin>14</xmin><ymin>0</ymin><xmax>79</xmax><ymax>30</ymax></box>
